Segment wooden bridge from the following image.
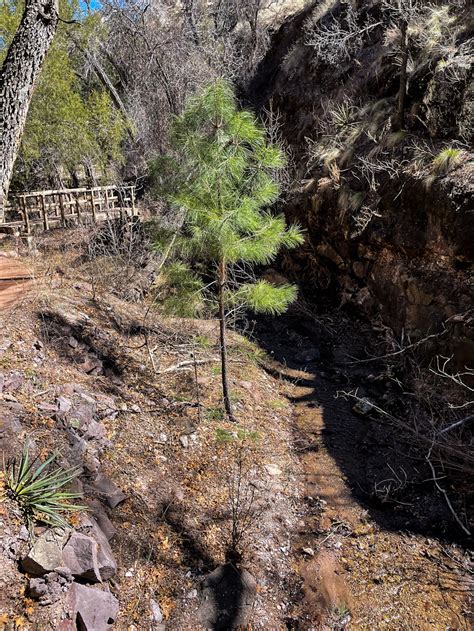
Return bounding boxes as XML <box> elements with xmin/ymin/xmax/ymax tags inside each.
<box><xmin>1</xmin><ymin>184</ymin><xmax>137</xmax><ymax>234</ymax></box>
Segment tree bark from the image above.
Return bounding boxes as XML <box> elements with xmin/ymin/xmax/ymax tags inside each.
<box><xmin>0</xmin><ymin>0</ymin><xmax>59</xmax><ymax>221</ymax></box>
<box><xmin>218</xmin><ymin>257</ymin><xmax>235</xmax><ymax>422</ymax></box>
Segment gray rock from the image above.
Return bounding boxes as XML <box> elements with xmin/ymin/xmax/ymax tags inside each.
<box><xmin>93</xmin><ymin>474</ymin><xmax>127</xmax><ymax>509</ymax></box>
<box><xmin>352</xmin><ymin>398</ymin><xmax>376</xmax><ymax>417</ymax></box>
<box><xmin>87</xmin><ymin>500</ymin><xmax>116</xmax><ymax>541</ymax></box>
<box><xmin>29</xmin><ymin>568</ymin><xmax>73</xmax><ymax>605</ymax></box>
<box><xmin>18</xmin><ymin>525</ymin><xmax>29</xmax><ymax>541</ymax></box>
<box><xmin>62</xmin><ymin>532</ymin><xmax>101</xmax><ymax>582</ymax></box>
<box><xmin>150</xmin><ymin>598</ymin><xmax>163</xmax><ymax>623</ymax></box>
<box><xmin>179</xmin><ymin>435</ymin><xmax>189</xmax><ymax>448</ymax></box>
<box><xmin>69</xmin><ymin>403</ymin><xmax>95</xmax><ymax>429</ymax></box>
<box><xmin>265</xmin><ymin>464</ymin><xmax>282</xmax><ymax>476</ymax></box>
<box><xmin>38</xmin><ymin>402</ymin><xmax>57</xmax><ymax>415</ymax></box>
<box><xmin>74</xmin><ymin>514</ymin><xmax>117</xmax><ymax>581</ymax></box>
<box><xmin>3</xmin><ymin>371</ymin><xmax>24</xmax><ymax>392</ymax></box>
<box><xmin>199</xmin><ymin>564</ymin><xmax>257</xmax><ymax>630</ymax></box>
<box><xmin>157</xmin><ymin>432</ymin><xmax>168</xmax><ymax>444</ymax></box>
<box><xmin>22</xmin><ymin>529</ymin><xmax>69</xmax><ymax>575</ymax></box>
<box><xmin>56</xmin><ymin>396</ymin><xmax>72</xmax><ymax>419</ymax></box>
<box><xmin>67</xmin><ymin>583</ymin><xmax>119</xmax><ymax>631</ymax></box>
<box><xmin>89</xmin><ymin>519</ymin><xmax>117</xmax><ymax>581</ymax></box>
<box><xmin>83</xmin><ymin>419</ymin><xmax>107</xmax><ymax>441</ymax></box>
<box><xmin>0</xmin><ymin>338</ymin><xmax>12</xmax><ymax>353</ymax></box>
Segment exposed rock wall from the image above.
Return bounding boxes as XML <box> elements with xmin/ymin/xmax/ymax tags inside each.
<box><xmin>250</xmin><ymin>0</ymin><xmax>473</xmax><ymax>361</ymax></box>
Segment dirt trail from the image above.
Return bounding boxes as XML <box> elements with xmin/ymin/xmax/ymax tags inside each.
<box><xmin>255</xmin><ymin>314</ymin><xmax>473</xmax><ymax>629</ymax></box>
<box><xmin>0</xmin><ymin>254</ymin><xmax>33</xmax><ymax>310</ymax></box>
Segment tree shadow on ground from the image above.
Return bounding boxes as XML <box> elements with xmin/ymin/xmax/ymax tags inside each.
<box><xmin>251</xmin><ymin>311</ymin><xmax>472</xmax><ymax>545</ymax></box>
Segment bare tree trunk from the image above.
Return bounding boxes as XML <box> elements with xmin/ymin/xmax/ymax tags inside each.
<box><xmin>70</xmin><ymin>34</ymin><xmax>136</xmax><ymax>141</ymax></box>
<box><xmin>218</xmin><ymin>257</ymin><xmax>235</xmax><ymax>422</ymax></box>
<box><xmin>394</xmin><ymin>19</ymin><xmax>408</xmax><ymax>131</ymax></box>
<box><xmin>183</xmin><ymin>0</ymin><xmax>200</xmax><ymax>46</ymax></box>
<box><xmin>0</xmin><ymin>0</ymin><xmax>59</xmax><ymax>221</ymax></box>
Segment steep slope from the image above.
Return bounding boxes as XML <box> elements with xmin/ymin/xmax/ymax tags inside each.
<box><xmin>249</xmin><ymin>0</ymin><xmax>473</xmax><ymax>363</ymax></box>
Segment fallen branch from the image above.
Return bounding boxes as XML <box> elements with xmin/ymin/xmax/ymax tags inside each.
<box><xmin>426</xmin><ymin>451</ymin><xmax>471</xmax><ymax>536</ymax></box>
<box><xmin>439</xmin><ymin>414</ymin><xmax>474</xmax><ymax>435</ymax></box>
<box><xmin>158</xmin><ymin>357</ymin><xmax>219</xmax><ymax>374</ymax></box>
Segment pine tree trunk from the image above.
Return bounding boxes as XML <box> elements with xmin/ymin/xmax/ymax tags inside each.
<box><xmin>218</xmin><ymin>258</ymin><xmax>235</xmax><ymax>422</ymax></box>
<box><xmin>394</xmin><ymin>19</ymin><xmax>408</xmax><ymax>131</ymax></box>
<box><xmin>0</xmin><ymin>0</ymin><xmax>59</xmax><ymax>221</ymax></box>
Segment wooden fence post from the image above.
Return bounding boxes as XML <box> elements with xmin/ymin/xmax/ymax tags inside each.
<box><xmin>40</xmin><ymin>193</ymin><xmax>49</xmax><ymax>230</ymax></box>
<box><xmin>89</xmin><ymin>190</ymin><xmax>96</xmax><ymax>222</ymax></box>
<box><xmin>21</xmin><ymin>196</ymin><xmax>30</xmax><ymax>233</ymax></box>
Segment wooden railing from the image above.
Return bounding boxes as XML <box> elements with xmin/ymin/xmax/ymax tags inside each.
<box><xmin>2</xmin><ymin>185</ymin><xmax>137</xmax><ymax>233</ymax></box>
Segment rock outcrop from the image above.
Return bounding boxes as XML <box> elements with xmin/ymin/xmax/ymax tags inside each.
<box><xmin>250</xmin><ymin>0</ymin><xmax>473</xmax><ymax>361</ymax></box>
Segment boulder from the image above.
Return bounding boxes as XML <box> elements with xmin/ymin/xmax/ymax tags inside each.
<box><xmin>22</xmin><ymin>529</ymin><xmax>69</xmax><ymax>575</ymax></box>
<box><xmin>74</xmin><ymin>514</ymin><xmax>117</xmax><ymax>580</ymax></box>
<box><xmin>67</xmin><ymin>583</ymin><xmax>119</xmax><ymax>631</ymax></box>
<box><xmin>62</xmin><ymin>532</ymin><xmax>101</xmax><ymax>582</ymax></box>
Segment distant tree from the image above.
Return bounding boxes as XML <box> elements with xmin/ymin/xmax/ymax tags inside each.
<box><xmin>0</xmin><ymin>0</ymin><xmax>59</xmax><ymax>218</ymax></box>
<box><xmin>1</xmin><ymin>1</ymin><xmax>127</xmax><ymax>192</ymax></box>
<box><xmin>154</xmin><ymin>80</ymin><xmax>303</xmax><ymax>421</ymax></box>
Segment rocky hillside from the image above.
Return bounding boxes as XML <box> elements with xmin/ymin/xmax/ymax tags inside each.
<box><xmin>1</xmin><ymin>229</ymin><xmax>472</xmax><ymax>629</ymax></box>
<box><xmin>250</xmin><ymin>0</ymin><xmax>473</xmax><ymax>363</ymax></box>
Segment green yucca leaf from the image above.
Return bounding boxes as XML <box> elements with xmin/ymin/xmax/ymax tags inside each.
<box><xmin>5</xmin><ymin>444</ymin><xmax>85</xmax><ymax>528</ymax></box>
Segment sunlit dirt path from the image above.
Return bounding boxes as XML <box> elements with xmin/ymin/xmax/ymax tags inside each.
<box><xmin>0</xmin><ymin>255</ymin><xmax>33</xmax><ymax>311</ymax></box>
<box><xmin>255</xmin><ymin>314</ymin><xmax>473</xmax><ymax>629</ymax></box>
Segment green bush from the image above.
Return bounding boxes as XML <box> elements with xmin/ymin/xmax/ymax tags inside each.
<box><xmin>4</xmin><ymin>445</ymin><xmax>84</xmax><ymax>528</ymax></box>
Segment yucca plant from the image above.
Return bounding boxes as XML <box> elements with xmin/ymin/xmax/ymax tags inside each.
<box><xmin>4</xmin><ymin>445</ymin><xmax>85</xmax><ymax>528</ymax></box>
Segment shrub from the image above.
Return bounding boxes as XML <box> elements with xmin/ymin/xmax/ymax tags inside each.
<box><xmin>4</xmin><ymin>445</ymin><xmax>84</xmax><ymax>528</ymax></box>
<box><xmin>432</xmin><ymin>147</ymin><xmax>463</xmax><ymax>174</ymax></box>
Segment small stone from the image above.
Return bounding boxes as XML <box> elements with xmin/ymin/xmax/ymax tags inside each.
<box><xmin>302</xmin><ymin>547</ymin><xmax>314</xmax><ymax>556</ymax></box>
<box><xmin>180</xmin><ymin>435</ymin><xmax>189</xmax><ymax>448</ymax></box>
<box><xmin>265</xmin><ymin>464</ymin><xmax>282</xmax><ymax>476</ymax></box>
<box><xmin>18</xmin><ymin>525</ymin><xmax>30</xmax><ymax>541</ymax></box>
<box><xmin>187</xmin><ymin>589</ymin><xmax>198</xmax><ymax>599</ymax></box>
<box><xmin>130</xmin><ymin>404</ymin><xmax>141</xmax><ymax>413</ymax></box>
<box><xmin>68</xmin><ymin>337</ymin><xmax>79</xmax><ymax>348</ymax></box>
<box><xmin>150</xmin><ymin>598</ymin><xmax>163</xmax><ymax>623</ymax></box>
<box><xmin>352</xmin><ymin>399</ymin><xmax>375</xmax><ymax>417</ymax></box>
<box><xmin>93</xmin><ymin>473</ymin><xmax>127</xmax><ymax>508</ymax></box>
<box><xmin>157</xmin><ymin>432</ymin><xmax>168</xmax><ymax>444</ymax></box>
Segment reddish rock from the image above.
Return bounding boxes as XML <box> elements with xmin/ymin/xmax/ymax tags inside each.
<box><xmin>67</xmin><ymin>583</ymin><xmax>119</xmax><ymax>631</ymax></box>
<box><xmin>62</xmin><ymin>532</ymin><xmax>101</xmax><ymax>582</ymax></box>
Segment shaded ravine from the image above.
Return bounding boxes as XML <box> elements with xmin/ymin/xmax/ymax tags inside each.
<box><xmin>253</xmin><ymin>312</ymin><xmax>473</xmax><ymax>629</ymax></box>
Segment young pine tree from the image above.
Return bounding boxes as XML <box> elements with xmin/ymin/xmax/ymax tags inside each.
<box><xmin>155</xmin><ymin>80</ymin><xmax>303</xmax><ymax>421</ymax></box>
